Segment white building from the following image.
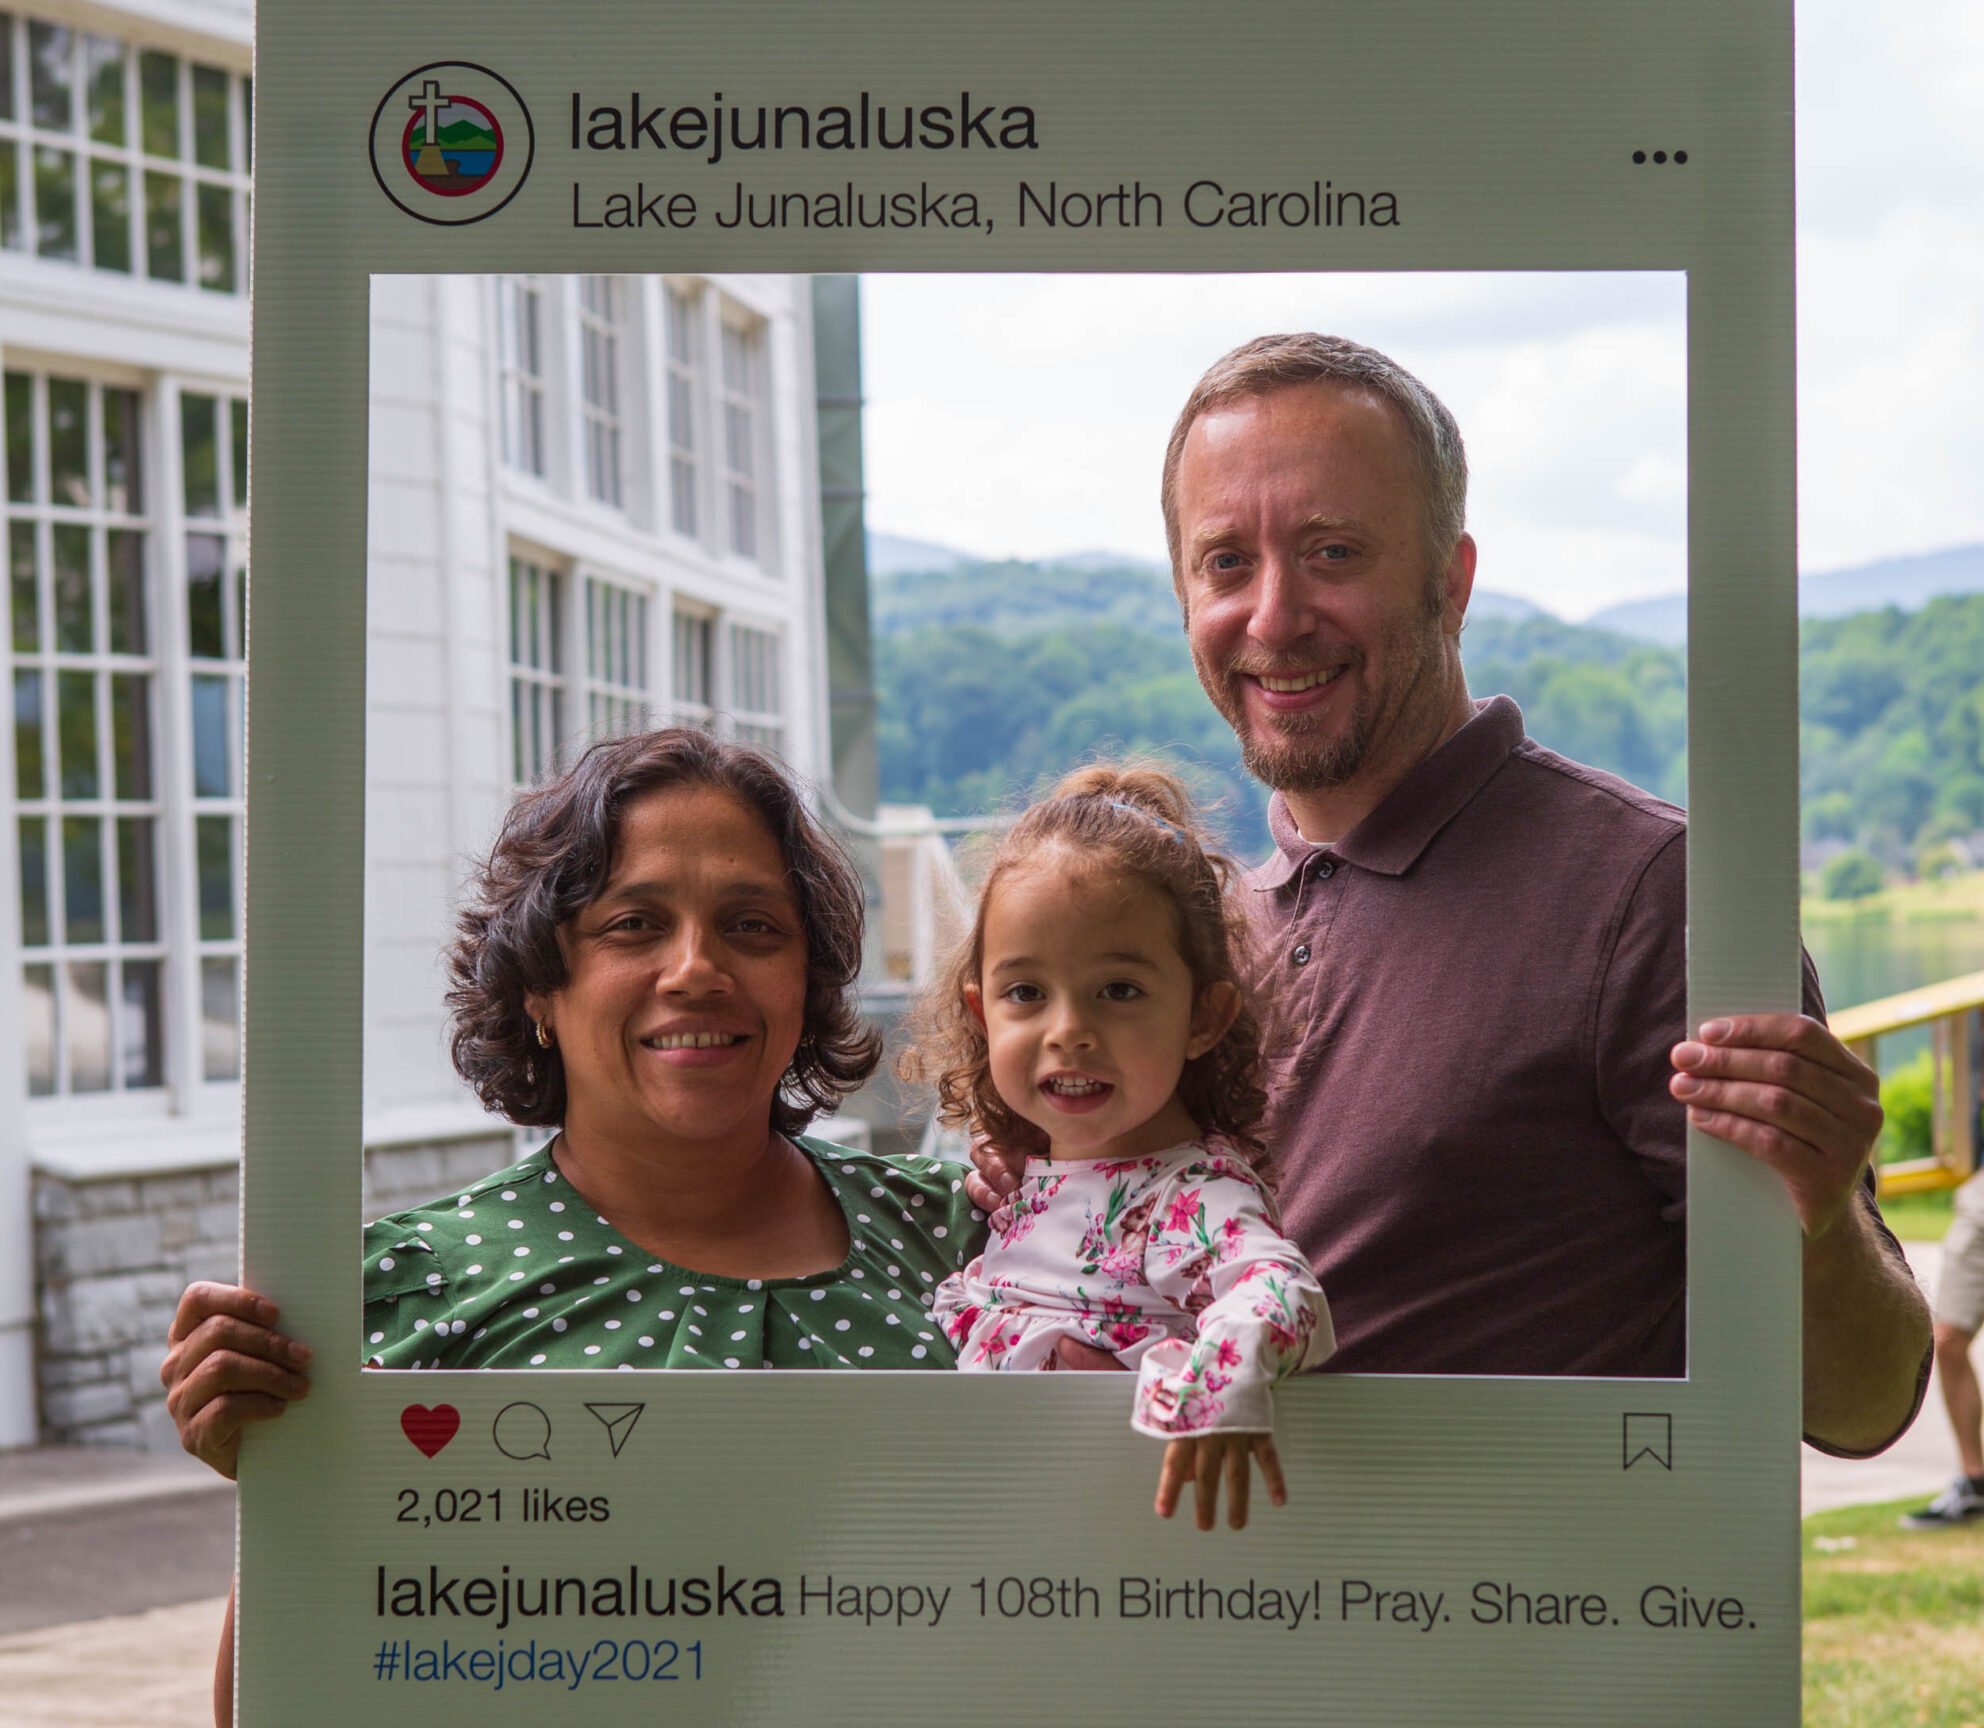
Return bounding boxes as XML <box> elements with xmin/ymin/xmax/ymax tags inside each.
<box><xmin>363</xmin><ymin>272</ymin><xmax>830</xmax><ymax>1143</ymax></box>
<box><xmin>0</xmin><ymin>2</ymin><xmax>840</xmax><ymax>1448</ymax></box>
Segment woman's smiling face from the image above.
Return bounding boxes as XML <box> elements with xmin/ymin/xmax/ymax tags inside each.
<box><xmin>528</xmin><ymin>783</ymin><xmax>809</xmax><ymax>1158</ymax></box>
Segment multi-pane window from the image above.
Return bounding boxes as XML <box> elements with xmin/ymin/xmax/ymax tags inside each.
<box><xmin>507</xmin><ymin>557</ymin><xmax>661</xmax><ymax>776</ymax></box>
<box><xmin>671</xmin><ymin>607</ymin><xmax>714</xmax><ymax>731</ymax></box>
<box><xmin>507</xmin><ymin>553</ymin><xmax>563</xmax><ymax>785</ymax></box>
<box><xmin>583</xmin><ymin>576</ymin><xmax>648</xmax><ymax>742</ymax></box>
<box><xmin>662</xmin><ymin>283</ymin><xmax>698</xmax><ymax>538</ymax></box>
<box><xmin>718</xmin><ymin>320</ymin><xmax>760</xmax><ymax>561</ymax></box>
<box><xmin>181</xmin><ymin>391</ymin><xmax>246</xmax><ymax>1081</ymax></box>
<box><xmin>727</xmin><ymin>623</ymin><xmax>783</xmax><ymax>754</ymax></box>
<box><xmin>576</xmin><ymin>275</ymin><xmax>622</xmax><ymax>508</ymax></box>
<box><xmin>6</xmin><ymin>369</ymin><xmax>161</xmax><ymax>1095</ymax></box>
<box><xmin>496</xmin><ymin>276</ymin><xmax>545</xmax><ymax>478</ymax></box>
<box><xmin>0</xmin><ymin>16</ymin><xmax>251</xmax><ymax>290</ymax></box>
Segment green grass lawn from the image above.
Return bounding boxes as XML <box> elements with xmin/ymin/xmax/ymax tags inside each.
<box><xmin>1878</xmin><ymin>1188</ymin><xmax>1956</xmax><ymax>1243</ymax></box>
<box><xmin>1803</xmin><ymin>1497</ymin><xmax>1984</xmax><ymax>1726</ymax></box>
<box><xmin>1803</xmin><ymin>865</ymin><xmax>1984</xmax><ymax>930</ymax></box>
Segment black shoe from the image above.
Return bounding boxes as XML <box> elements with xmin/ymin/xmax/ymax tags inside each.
<box><xmin>1900</xmin><ymin>1477</ymin><xmax>1984</xmax><ymax>1529</ymax></box>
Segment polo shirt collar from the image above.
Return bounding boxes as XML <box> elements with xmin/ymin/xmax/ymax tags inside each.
<box><xmin>1256</xmin><ymin>695</ymin><xmax>1527</xmax><ymax>885</ymax></box>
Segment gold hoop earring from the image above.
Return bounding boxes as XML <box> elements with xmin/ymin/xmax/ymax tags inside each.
<box><xmin>534</xmin><ymin>1019</ymin><xmax>553</xmax><ymax>1050</ymax></box>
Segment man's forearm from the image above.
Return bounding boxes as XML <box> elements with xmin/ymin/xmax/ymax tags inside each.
<box><xmin>1801</xmin><ymin>1197</ymin><xmax>1933</xmax><ymax>1456</ymax></box>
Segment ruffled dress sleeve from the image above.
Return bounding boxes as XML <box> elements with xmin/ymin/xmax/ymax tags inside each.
<box><xmin>1130</xmin><ymin>1161</ymin><xmax>1334</xmax><ymax>1437</ymax></box>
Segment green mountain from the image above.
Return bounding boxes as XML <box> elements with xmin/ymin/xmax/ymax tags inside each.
<box><xmin>1583</xmin><ymin>542</ymin><xmax>1984</xmax><ymax>645</ymax></box>
<box><xmin>872</xmin><ymin>558</ymin><xmax>1984</xmax><ymax>873</ymax></box>
<box><xmin>874</xmin><ymin>554</ymin><xmax>1182</xmax><ymax>640</ymax></box>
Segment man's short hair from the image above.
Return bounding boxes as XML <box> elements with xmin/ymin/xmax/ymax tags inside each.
<box><xmin>1161</xmin><ymin>333</ymin><xmax>1469</xmax><ymax>588</ymax></box>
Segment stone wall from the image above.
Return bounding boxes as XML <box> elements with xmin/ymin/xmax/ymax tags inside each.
<box><xmin>31</xmin><ymin>1133</ymin><xmax>514</xmax><ymax>1449</ymax></box>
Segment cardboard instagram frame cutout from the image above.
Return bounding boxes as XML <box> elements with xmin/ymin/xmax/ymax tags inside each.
<box><xmin>243</xmin><ymin>3</ymin><xmax>1804</xmax><ymax>1722</ymax></box>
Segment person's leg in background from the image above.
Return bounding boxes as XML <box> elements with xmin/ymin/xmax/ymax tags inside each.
<box><xmin>1903</xmin><ymin>1172</ymin><xmax>1984</xmax><ymax>1529</ymax></box>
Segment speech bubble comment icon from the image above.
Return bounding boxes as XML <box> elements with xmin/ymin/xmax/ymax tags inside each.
<box><xmin>400</xmin><ymin>1404</ymin><xmax>459</xmax><ymax>1459</ymax></box>
<box><xmin>493</xmin><ymin>1401</ymin><xmax>553</xmax><ymax>1460</ymax></box>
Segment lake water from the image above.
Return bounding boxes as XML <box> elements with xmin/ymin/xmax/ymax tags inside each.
<box><xmin>1803</xmin><ymin>913</ymin><xmax>1984</xmax><ymax>1071</ymax></box>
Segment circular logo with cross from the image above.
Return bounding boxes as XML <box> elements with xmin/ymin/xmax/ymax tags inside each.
<box><xmin>370</xmin><ymin>62</ymin><xmax>534</xmax><ymax>225</ymax></box>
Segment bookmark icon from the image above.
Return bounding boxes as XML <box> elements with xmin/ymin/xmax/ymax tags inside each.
<box><xmin>1623</xmin><ymin>1412</ymin><xmax>1673</xmax><ymax>1471</ymax></box>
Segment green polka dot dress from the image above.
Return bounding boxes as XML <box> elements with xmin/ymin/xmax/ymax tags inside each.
<box><xmin>363</xmin><ymin>1138</ymin><xmax>986</xmax><ymax>1371</ymax></box>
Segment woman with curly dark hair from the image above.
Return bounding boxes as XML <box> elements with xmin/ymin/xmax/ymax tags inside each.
<box><xmin>163</xmin><ymin>731</ymin><xmax>986</xmax><ymax>1461</ymax></box>
<box><xmin>163</xmin><ymin>730</ymin><xmax>992</xmax><ymax>1726</ymax></box>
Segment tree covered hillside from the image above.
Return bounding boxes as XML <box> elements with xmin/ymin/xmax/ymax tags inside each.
<box><xmin>873</xmin><ymin>557</ymin><xmax>1984</xmax><ymax>873</ymax></box>
<box><xmin>1801</xmin><ymin>594</ymin><xmax>1984</xmax><ymax>868</ymax></box>
<box><xmin>1458</xmin><ymin>615</ymin><xmax>1688</xmax><ymax>806</ymax></box>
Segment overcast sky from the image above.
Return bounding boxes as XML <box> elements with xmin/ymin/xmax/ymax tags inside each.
<box><xmin>859</xmin><ymin>0</ymin><xmax>1981</xmax><ymax>622</ymax></box>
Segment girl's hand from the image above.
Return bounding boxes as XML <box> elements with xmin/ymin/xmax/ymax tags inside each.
<box><xmin>1155</xmin><ymin>1433</ymin><xmax>1287</xmax><ymax>1530</ymax></box>
<box><xmin>160</xmin><ymin>1282</ymin><xmax>314</xmax><ymax>1481</ymax></box>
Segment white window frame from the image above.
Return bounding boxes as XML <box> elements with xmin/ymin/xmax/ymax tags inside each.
<box><xmin>661</xmin><ymin>279</ymin><xmax>699</xmax><ymax>541</ymax></box>
<box><xmin>6</xmin><ymin>359</ymin><xmax>248</xmax><ymax>1115</ymax></box>
<box><xmin>0</xmin><ymin>16</ymin><xmax>252</xmax><ymax>292</ymax></box>
<box><xmin>7</xmin><ymin>366</ymin><xmax>160</xmax><ymax>1098</ymax></box>
<box><xmin>716</xmin><ymin>314</ymin><xmax>763</xmax><ymax>565</ymax></box>
<box><xmin>580</xmin><ymin>569</ymin><xmax>650</xmax><ymax>744</ymax></box>
<box><xmin>176</xmin><ymin>381</ymin><xmax>247</xmax><ymax>1088</ymax></box>
<box><xmin>670</xmin><ymin>603</ymin><xmax>716</xmax><ymax>732</ymax></box>
<box><xmin>505</xmin><ymin>550</ymin><xmax>565</xmax><ymax>786</ymax></box>
<box><xmin>506</xmin><ymin>552</ymin><xmax>665</xmax><ymax>776</ymax></box>
<box><xmin>724</xmin><ymin>619</ymin><xmax>785</xmax><ymax>756</ymax></box>
<box><xmin>495</xmin><ymin>275</ymin><xmax>546</xmax><ymax>479</ymax></box>
<box><xmin>576</xmin><ymin>274</ymin><xmax>624</xmax><ymax>509</ymax></box>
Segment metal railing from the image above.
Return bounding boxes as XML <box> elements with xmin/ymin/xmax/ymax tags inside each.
<box><xmin>876</xmin><ymin>812</ymin><xmax>974</xmax><ymax>986</ymax></box>
<box><xmin>1830</xmin><ymin>969</ymin><xmax>1984</xmax><ymax>1196</ymax></box>
<box><xmin>820</xmin><ymin>791</ymin><xmax>1006</xmax><ymax>988</ymax></box>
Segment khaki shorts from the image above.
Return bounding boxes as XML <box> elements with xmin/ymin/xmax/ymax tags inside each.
<box><xmin>1936</xmin><ymin>1172</ymin><xmax>1984</xmax><ymax>1336</ymax></box>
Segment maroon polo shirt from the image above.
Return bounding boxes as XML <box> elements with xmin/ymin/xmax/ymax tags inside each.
<box><xmin>1250</xmin><ymin>695</ymin><xmax>1855</xmax><ymax>1384</ymax></box>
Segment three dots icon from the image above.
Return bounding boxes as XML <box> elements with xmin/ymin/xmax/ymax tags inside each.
<box><xmin>1633</xmin><ymin>149</ymin><xmax>1689</xmax><ymax>165</ymax></box>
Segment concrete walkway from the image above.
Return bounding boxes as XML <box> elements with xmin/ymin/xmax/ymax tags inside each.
<box><xmin>0</xmin><ymin>1445</ymin><xmax>233</xmax><ymax>1725</ymax></box>
<box><xmin>0</xmin><ymin>1597</ymin><xmax>225</xmax><ymax>1727</ymax></box>
<box><xmin>0</xmin><ymin>1242</ymin><xmax>1961</xmax><ymax>1725</ymax></box>
<box><xmin>0</xmin><ymin>1447</ymin><xmax>232</xmax><ymax>1638</ymax></box>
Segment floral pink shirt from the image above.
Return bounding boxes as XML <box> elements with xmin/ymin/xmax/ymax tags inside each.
<box><xmin>931</xmin><ymin>1137</ymin><xmax>1333</xmax><ymax>1436</ymax></box>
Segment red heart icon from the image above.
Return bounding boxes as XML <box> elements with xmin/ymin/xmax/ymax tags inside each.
<box><xmin>401</xmin><ymin>1404</ymin><xmax>461</xmax><ymax>1459</ymax></box>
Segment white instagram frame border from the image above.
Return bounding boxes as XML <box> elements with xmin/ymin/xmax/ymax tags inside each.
<box><xmin>241</xmin><ymin>3</ymin><xmax>1806</xmax><ymax>1722</ymax></box>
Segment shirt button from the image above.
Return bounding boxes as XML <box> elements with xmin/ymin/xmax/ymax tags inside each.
<box><xmin>1316</xmin><ymin>859</ymin><xmax>1336</xmax><ymax>879</ymax></box>
<box><xmin>1292</xmin><ymin>944</ymin><xmax>1311</xmax><ymax>966</ymax></box>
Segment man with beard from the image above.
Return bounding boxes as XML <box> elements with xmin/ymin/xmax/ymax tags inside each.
<box><xmin>977</xmin><ymin>334</ymin><xmax>1929</xmax><ymax>1456</ymax></box>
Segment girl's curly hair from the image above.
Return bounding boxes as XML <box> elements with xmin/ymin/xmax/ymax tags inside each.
<box><xmin>447</xmin><ymin>728</ymin><xmax>880</xmax><ymax>1137</ymax></box>
<box><xmin>903</xmin><ymin>761</ymin><xmax>1274</xmax><ymax>1174</ymax></box>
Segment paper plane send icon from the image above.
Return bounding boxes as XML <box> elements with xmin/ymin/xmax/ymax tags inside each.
<box><xmin>585</xmin><ymin>1402</ymin><xmax>645</xmax><ymax>1458</ymax></box>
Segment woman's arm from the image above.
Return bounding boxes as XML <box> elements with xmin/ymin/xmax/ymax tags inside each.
<box><xmin>158</xmin><ymin>1284</ymin><xmax>309</xmax><ymax>1721</ymax></box>
<box><xmin>214</xmin><ymin>1586</ymin><xmax>235</xmax><ymax>1728</ymax></box>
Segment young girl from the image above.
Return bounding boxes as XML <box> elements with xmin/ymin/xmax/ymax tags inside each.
<box><xmin>916</xmin><ymin>764</ymin><xmax>1333</xmax><ymax>1528</ymax></box>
